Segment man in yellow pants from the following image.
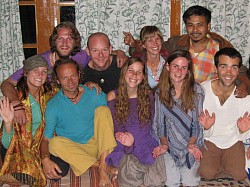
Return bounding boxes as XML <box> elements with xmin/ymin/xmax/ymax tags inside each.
<box><xmin>40</xmin><ymin>58</ymin><xmax>117</xmax><ymax>187</ymax></box>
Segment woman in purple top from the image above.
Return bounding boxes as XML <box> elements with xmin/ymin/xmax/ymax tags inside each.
<box><xmin>106</xmin><ymin>57</ymin><xmax>166</xmax><ymax>187</ymax></box>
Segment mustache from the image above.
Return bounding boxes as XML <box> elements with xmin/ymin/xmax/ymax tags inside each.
<box><xmin>190</xmin><ymin>32</ymin><xmax>201</xmax><ymax>35</ymax></box>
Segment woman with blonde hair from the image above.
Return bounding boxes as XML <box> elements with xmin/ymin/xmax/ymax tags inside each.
<box><xmin>106</xmin><ymin>57</ymin><xmax>166</xmax><ymax>187</ymax></box>
<box><xmin>154</xmin><ymin>50</ymin><xmax>204</xmax><ymax>186</ymax></box>
<box><xmin>125</xmin><ymin>26</ymin><xmax>169</xmax><ymax>89</ymax></box>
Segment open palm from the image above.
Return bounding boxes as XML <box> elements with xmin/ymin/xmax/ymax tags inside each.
<box><xmin>0</xmin><ymin>96</ymin><xmax>14</xmax><ymax>125</ymax></box>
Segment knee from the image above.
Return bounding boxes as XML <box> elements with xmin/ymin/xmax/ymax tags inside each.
<box><xmin>199</xmin><ymin>165</ymin><xmax>220</xmax><ymax>180</ymax></box>
<box><xmin>49</xmin><ymin>137</ymin><xmax>65</xmax><ymax>152</ymax></box>
<box><xmin>95</xmin><ymin>106</ymin><xmax>110</xmax><ymax>115</ymax></box>
<box><xmin>231</xmin><ymin>169</ymin><xmax>247</xmax><ymax>181</ymax></box>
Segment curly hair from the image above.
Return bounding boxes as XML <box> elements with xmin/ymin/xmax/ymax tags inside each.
<box><xmin>49</xmin><ymin>21</ymin><xmax>81</xmax><ymax>56</ymax></box>
<box><xmin>157</xmin><ymin>50</ymin><xmax>195</xmax><ymax>112</ymax></box>
<box><xmin>115</xmin><ymin>57</ymin><xmax>151</xmax><ymax>126</ymax></box>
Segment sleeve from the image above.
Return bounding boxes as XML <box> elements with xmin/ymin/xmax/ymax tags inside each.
<box><xmin>44</xmin><ymin>102</ymin><xmax>57</xmax><ymax>139</ymax></box>
<box><xmin>72</xmin><ymin>49</ymin><xmax>90</xmax><ymax>68</ymax></box>
<box><xmin>191</xmin><ymin>85</ymin><xmax>205</xmax><ymax>146</ymax></box>
<box><xmin>107</xmin><ymin>99</ymin><xmax>134</xmax><ymax>154</ymax></box>
<box><xmin>153</xmin><ymin>92</ymin><xmax>165</xmax><ymax>138</ymax></box>
<box><xmin>9</xmin><ymin>68</ymin><xmax>24</xmax><ymax>82</ymax></box>
<box><xmin>1</xmin><ymin>127</ymin><xmax>14</xmax><ymax>149</ymax></box>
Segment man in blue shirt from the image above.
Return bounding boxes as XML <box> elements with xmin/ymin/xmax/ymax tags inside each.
<box><xmin>40</xmin><ymin>58</ymin><xmax>117</xmax><ymax>186</ymax></box>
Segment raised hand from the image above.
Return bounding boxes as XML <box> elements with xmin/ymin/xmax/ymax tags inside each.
<box><xmin>0</xmin><ymin>96</ymin><xmax>14</xmax><ymax>132</ymax></box>
<box><xmin>199</xmin><ymin>109</ymin><xmax>215</xmax><ymax>130</ymax></box>
<box><xmin>123</xmin><ymin>31</ymin><xmax>136</xmax><ymax>47</ymax></box>
<box><xmin>237</xmin><ymin>112</ymin><xmax>250</xmax><ymax>133</ymax></box>
<box><xmin>187</xmin><ymin>143</ymin><xmax>203</xmax><ymax>161</ymax></box>
<box><xmin>115</xmin><ymin>132</ymin><xmax>134</xmax><ymax>146</ymax></box>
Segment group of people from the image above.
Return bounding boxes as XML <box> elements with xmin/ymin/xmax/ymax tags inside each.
<box><xmin>0</xmin><ymin>4</ymin><xmax>250</xmax><ymax>187</ymax></box>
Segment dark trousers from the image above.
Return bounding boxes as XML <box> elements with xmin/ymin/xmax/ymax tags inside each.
<box><xmin>50</xmin><ymin>154</ymin><xmax>70</xmax><ymax>178</ymax></box>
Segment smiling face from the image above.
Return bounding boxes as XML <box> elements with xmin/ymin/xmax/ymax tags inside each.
<box><xmin>167</xmin><ymin>57</ymin><xmax>189</xmax><ymax>85</ymax></box>
<box><xmin>142</xmin><ymin>33</ymin><xmax>162</xmax><ymax>56</ymax></box>
<box><xmin>55</xmin><ymin>27</ymin><xmax>76</xmax><ymax>58</ymax></box>
<box><xmin>185</xmin><ymin>15</ymin><xmax>211</xmax><ymax>43</ymax></box>
<box><xmin>125</xmin><ymin>61</ymin><xmax>144</xmax><ymax>90</ymax></box>
<box><xmin>217</xmin><ymin>55</ymin><xmax>240</xmax><ymax>87</ymax></box>
<box><xmin>86</xmin><ymin>34</ymin><xmax>112</xmax><ymax>71</ymax></box>
<box><xmin>56</xmin><ymin>63</ymin><xmax>80</xmax><ymax>95</ymax></box>
<box><xmin>26</xmin><ymin>67</ymin><xmax>48</xmax><ymax>89</ymax></box>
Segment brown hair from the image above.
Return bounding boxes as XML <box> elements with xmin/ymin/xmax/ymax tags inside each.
<box><xmin>49</xmin><ymin>21</ymin><xmax>81</xmax><ymax>56</ymax></box>
<box><xmin>157</xmin><ymin>50</ymin><xmax>195</xmax><ymax>112</ymax></box>
<box><xmin>115</xmin><ymin>57</ymin><xmax>151</xmax><ymax>126</ymax></box>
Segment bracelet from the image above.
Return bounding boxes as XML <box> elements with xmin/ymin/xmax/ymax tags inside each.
<box><xmin>14</xmin><ymin>108</ymin><xmax>24</xmax><ymax>111</ymax></box>
<box><xmin>41</xmin><ymin>154</ymin><xmax>50</xmax><ymax>160</ymax></box>
<box><xmin>13</xmin><ymin>103</ymin><xmax>24</xmax><ymax>108</ymax></box>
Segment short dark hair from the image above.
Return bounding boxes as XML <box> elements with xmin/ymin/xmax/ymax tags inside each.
<box><xmin>214</xmin><ymin>47</ymin><xmax>242</xmax><ymax>67</ymax></box>
<box><xmin>183</xmin><ymin>5</ymin><xmax>211</xmax><ymax>24</ymax></box>
<box><xmin>49</xmin><ymin>22</ymin><xmax>81</xmax><ymax>55</ymax></box>
<box><xmin>53</xmin><ymin>58</ymin><xmax>83</xmax><ymax>84</ymax></box>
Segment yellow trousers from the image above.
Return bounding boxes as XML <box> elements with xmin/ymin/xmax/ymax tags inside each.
<box><xmin>48</xmin><ymin>106</ymin><xmax>117</xmax><ymax>176</ymax></box>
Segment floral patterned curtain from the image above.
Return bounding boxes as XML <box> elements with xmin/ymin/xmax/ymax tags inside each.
<box><xmin>75</xmin><ymin>0</ymin><xmax>171</xmax><ymax>52</ymax></box>
<box><xmin>0</xmin><ymin>0</ymin><xmax>24</xmax><ymax>97</ymax></box>
<box><xmin>182</xmin><ymin>0</ymin><xmax>250</xmax><ymax>66</ymax></box>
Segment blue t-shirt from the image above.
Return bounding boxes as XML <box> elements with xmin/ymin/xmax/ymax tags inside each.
<box><xmin>44</xmin><ymin>85</ymin><xmax>106</xmax><ymax>144</ymax></box>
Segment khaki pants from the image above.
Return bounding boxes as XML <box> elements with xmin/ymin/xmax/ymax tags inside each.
<box><xmin>48</xmin><ymin>106</ymin><xmax>117</xmax><ymax>176</ymax></box>
<box><xmin>199</xmin><ymin>140</ymin><xmax>247</xmax><ymax>181</ymax></box>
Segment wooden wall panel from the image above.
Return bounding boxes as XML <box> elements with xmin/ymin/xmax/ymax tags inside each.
<box><xmin>170</xmin><ymin>0</ymin><xmax>181</xmax><ymax>37</ymax></box>
<box><xmin>36</xmin><ymin>0</ymin><xmax>57</xmax><ymax>53</ymax></box>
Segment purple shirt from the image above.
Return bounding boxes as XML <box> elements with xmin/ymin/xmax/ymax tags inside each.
<box><xmin>106</xmin><ymin>92</ymin><xmax>158</xmax><ymax>167</ymax></box>
<box><xmin>10</xmin><ymin>50</ymin><xmax>90</xmax><ymax>82</ymax></box>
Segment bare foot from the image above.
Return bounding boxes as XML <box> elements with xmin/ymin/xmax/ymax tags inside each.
<box><xmin>99</xmin><ymin>168</ymin><xmax>112</xmax><ymax>187</ymax></box>
<box><xmin>107</xmin><ymin>166</ymin><xmax>118</xmax><ymax>180</ymax></box>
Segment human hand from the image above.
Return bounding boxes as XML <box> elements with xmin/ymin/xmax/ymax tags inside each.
<box><xmin>115</xmin><ymin>50</ymin><xmax>128</xmax><ymax>67</ymax></box>
<box><xmin>198</xmin><ymin>109</ymin><xmax>215</xmax><ymax>130</ymax></box>
<box><xmin>123</xmin><ymin>31</ymin><xmax>136</xmax><ymax>47</ymax></box>
<box><xmin>115</xmin><ymin>132</ymin><xmax>134</xmax><ymax>146</ymax></box>
<box><xmin>237</xmin><ymin>112</ymin><xmax>250</xmax><ymax>133</ymax></box>
<box><xmin>234</xmin><ymin>81</ymin><xmax>248</xmax><ymax>98</ymax></box>
<box><xmin>187</xmin><ymin>143</ymin><xmax>203</xmax><ymax>161</ymax></box>
<box><xmin>42</xmin><ymin>157</ymin><xmax>62</xmax><ymax>179</ymax></box>
<box><xmin>11</xmin><ymin>100</ymin><xmax>26</xmax><ymax>125</ymax></box>
<box><xmin>0</xmin><ymin>96</ymin><xmax>14</xmax><ymax>124</ymax></box>
<box><xmin>84</xmin><ymin>81</ymin><xmax>102</xmax><ymax>95</ymax></box>
<box><xmin>152</xmin><ymin>144</ymin><xmax>168</xmax><ymax>158</ymax></box>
